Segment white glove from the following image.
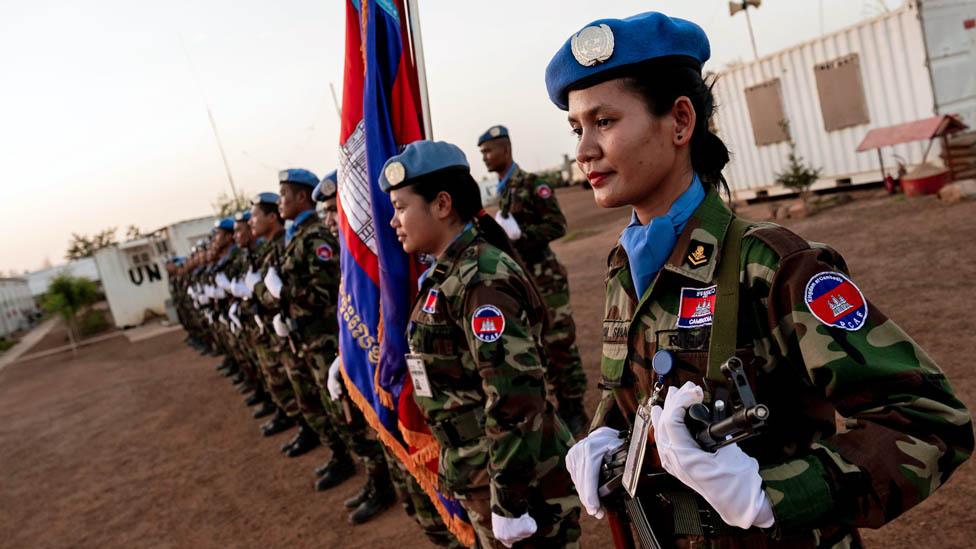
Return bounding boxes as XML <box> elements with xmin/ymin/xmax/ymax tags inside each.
<box><xmin>651</xmin><ymin>382</ymin><xmax>775</xmax><ymax>530</ymax></box>
<box><xmin>228</xmin><ymin>302</ymin><xmax>242</xmax><ymax>330</ymax></box>
<box><xmin>254</xmin><ymin>315</ymin><xmax>265</xmax><ymax>334</ymax></box>
<box><xmin>272</xmin><ymin>313</ymin><xmax>290</xmax><ymax>338</ymax></box>
<box><xmin>264</xmin><ymin>267</ymin><xmax>283</xmax><ymax>299</ymax></box>
<box><xmin>244</xmin><ymin>269</ymin><xmax>262</xmax><ymax>292</ymax></box>
<box><xmin>494</xmin><ymin>211</ymin><xmax>522</xmax><ymax>240</ymax></box>
<box><xmin>565</xmin><ymin>426</ymin><xmax>624</xmax><ymax>519</ymax></box>
<box><xmin>215</xmin><ymin>272</ymin><xmax>231</xmax><ymax>291</ymax></box>
<box><xmin>327</xmin><ymin>356</ymin><xmax>344</xmax><ymax>401</ymax></box>
<box><xmin>233</xmin><ymin>279</ymin><xmax>252</xmax><ymax>300</ymax></box>
<box><xmin>491</xmin><ymin>512</ymin><xmax>537</xmax><ymax>548</ymax></box>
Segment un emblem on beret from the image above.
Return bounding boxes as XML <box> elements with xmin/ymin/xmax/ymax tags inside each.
<box><xmin>320</xmin><ymin>179</ymin><xmax>336</xmax><ymax>197</ymax></box>
<box><xmin>489</xmin><ymin>126</ymin><xmax>501</xmax><ymax>137</ymax></box>
<box><xmin>385</xmin><ymin>161</ymin><xmax>406</xmax><ymax>186</ymax></box>
<box><xmin>277</xmin><ymin>170</ymin><xmax>289</xmax><ymax>182</ymax></box>
<box><xmin>571</xmin><ymin>24</ymin><xmax>614</xmax><ymax>67</ymax></box>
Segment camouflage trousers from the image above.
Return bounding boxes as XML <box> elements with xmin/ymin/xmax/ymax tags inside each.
<box><xmin>526</xmin><ymin>249</ymin><xmax>587</xmax><ymax>406</ymax></box>
<box><xmin>388</xmin><ymin>453</ymin><xmax>461</xmax><ymax>547</ymax></box>
<box><xmin>253</xmin><ymin>335</ymin><xmax>299</xmax><ymax>416</ymax></box>
<box><xmin>457</xmin><ymin>488</ymin><xmax>580</xmax><ymax>549</ymax></box>
<box><xmin>280</xmin><ymin>347</ymin><xmax>333</xmax><ymax>442</ymax></box>
<box><xmin>305</xmin><ymin>351</ymin><xmax>388</xmax><ymax>477</ymax></box>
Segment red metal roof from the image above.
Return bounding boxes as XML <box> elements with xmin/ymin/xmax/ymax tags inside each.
<box><xmin>856</xmin><ymin>115</ymin><xmax>968</xmax><ymax>151</ymax></box>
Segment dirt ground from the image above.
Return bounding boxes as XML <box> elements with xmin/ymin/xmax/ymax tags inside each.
<box><xmin>1</xmin><ymin>187</ymin><xmax>973</xmax><ymax>548</ymax></box>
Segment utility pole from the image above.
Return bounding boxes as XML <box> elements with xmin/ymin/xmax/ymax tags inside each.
<box><xmin>729</xmin><ymin>0</ymin><xmax>762</xmax><ymax>61</ymax></box>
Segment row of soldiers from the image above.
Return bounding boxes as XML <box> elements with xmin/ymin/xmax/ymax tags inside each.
<box><xmin>165</xmin><ymin>128</ymin><xmax>588</xmax><ymax>544</ymax></box>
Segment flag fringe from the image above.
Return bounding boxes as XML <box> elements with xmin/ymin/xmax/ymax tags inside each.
<box><xmin>339</xmin><ymin>359</ymin><xmax>475</xmax><ymax>547</ymax></box>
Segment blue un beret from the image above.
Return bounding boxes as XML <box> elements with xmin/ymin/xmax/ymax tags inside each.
<box><xmin>380</xmin><ymin>140</ymin><xmax>469</xmax><ymax>193</ymax></box>
<box><xmin>251</xmin><ymin>192</ymin><xmax>280</xmax><ymax>206</ymax></box>
<box><xmin>545</xmin><ymin>12</ymin><xmax>710</xmax><ymax>110</ymax></box>
<box><xmin>234</xmin><ymin>210</ymin><xmax>251</xmax><ymax>223</ymax></box>
<box><xmin>278</xmin><ymin>168</ymin><xmax>319</xmax><ymax>189</ymax></box>
<box><xmin>214</xmin><ymin>217</ymin><xmax>235</xmax><ymax>231</ymax></box>
<box><xmin>313</xmin><ymin>170</ymin><xmax>338</xmax><ymax>202</ymax></box>
<box><xmin>477</xmin><ymin>125</ymin><xmax>509</xmax><ymax>146</ymax></box>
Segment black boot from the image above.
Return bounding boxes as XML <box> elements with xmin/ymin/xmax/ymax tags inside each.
<box><xmin>314</xmin><ymin>452</ymin><xmax>355</xmax><ymax>491</ymax></box>
<box><xmin>252</xmin><ymin>400</ymin><xmax>275</xmax><ymax>419</ymax></box>
<box><xmin>348</xmin><ymin>474</ymin><xmax>396</xmax><ymax>524</ymax></box>
<box><xmin>284</xmin><ymin>424</ymin><xmax>321</xmax><ymax>457</ymax></box>
<box><xmin>261</xmin><ymin>409</ymin><xmax>295</xmax><ymax>437</ymax></box>
<box><xmin>238</xmin><ymin>381</ymin><xmax>255</xmax><ymax>395</ymax></box>
<box><xmin>243</xmin><ymin>391</ymin><xmax>264</xmax><ymax>407</ymax></box>
<box><xmin>343</xmin><ymin>482</ymin><xmax>370</xmax><ymax>509</ymax></box>
<box><xmin>221</xmin><ymin>363</ymin><xmax>239</xmax><ymax>378</ymax></box>
<box><xmin>230</xmin><ymin>370</ymin><xmax>246</xmax><ymax>385</ymax></box>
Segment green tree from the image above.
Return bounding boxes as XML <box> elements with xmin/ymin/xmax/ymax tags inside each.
<box><xmin>65</xmin><ymin>228</ymin><xmax>117</xmax><ymax>260</ymax></box>
<box><xmin>212</xmin><ymin>191</ymin><xmax>250</xmax><ymax>218</ymax></box>
<box><xmin>775</xmin><ymin>121</ymin><xmax>821</xmax><ymax>202</ymax></box>
<box><xmin>41</xmin><ymin>274</ymin><xmax>99</xmax><ymax>351</ymax></box>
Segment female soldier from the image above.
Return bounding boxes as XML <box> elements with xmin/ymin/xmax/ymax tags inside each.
<box><xmin>382</xmin><ymin>140</ymin><xmax>581</xmax><ymax>548</ymax></box>
<box><xmin>548</xmin><ymin>12</ymin><xmax>973</xmax><ymax>547</ymax></box>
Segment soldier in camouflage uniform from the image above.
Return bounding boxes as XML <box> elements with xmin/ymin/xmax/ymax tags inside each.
<box><xmin>383</xmin><ymin>140</ymin><xmax>581</xmax><ymax>548</ymax></box>
<box><xmin>247</xmin><ymin>192</ymin><xmax>300</xmax><ymax>435</ymax></box>
<box><xmin>478</xmin><ymin>125</ymin><xmax>589</xmax><ymax>436</ymax></box>
<box><xmin>275</xmin><ymin>168</ymin><xmax>395</xmax><ymax>523</ymax></box>
<box><xmin>548</xmin><ymin>12</ymin><xmax>973</xmax><ymax>547</ymax></box>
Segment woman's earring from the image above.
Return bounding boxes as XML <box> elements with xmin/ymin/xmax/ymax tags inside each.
<box><xmin>677</xmin><ymin>134</ymin><xmax>683</xmax><ymax>140</ymax></box>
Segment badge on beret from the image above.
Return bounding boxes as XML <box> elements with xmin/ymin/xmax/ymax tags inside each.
<box><xmin>489</xmin><ymin>126</ymin><xmax>502</xmax><ymax>137</ymax></box>
<box><xmin>320</xmin><ymin>179</ymin><xmax>336</xmax><ymax>197</ymax></box>
<box><xmin>315</xmin><ymin>243</ymin><xmax>334</xmax><ymax>262</ymax></box>
<box><xmin>571</xmin><ymin>24</ymin><xmax>615</xmax><ymax>67</ymax></box>
<box><xmin>385</xmin><ymin>161</ymin><xmax>406</xmax><ymax>186</ymax></box>
<box><xmin>278</xmin><ymin>170</ymin><xmax>289</xmax><ymax>182</ymax></box>
<box><xmin>804</xmin><ymin>272</ymin><xmax>868</xmax><ymax>331</ymax></box>
<box><xmin>536</xmin><ymin>184</ymin><xmax>552</xmax><ymax>199</ymax></box>
<box><xmin>471</xmin><ymin>305</ymin><xmax>505</xmax><ymax>343</ymax></box>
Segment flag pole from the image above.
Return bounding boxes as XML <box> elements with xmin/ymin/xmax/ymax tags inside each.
<box><xmin>405</xmin><ymin>0</ymin><xmax>433</xmax><ymax>139</ymax></box>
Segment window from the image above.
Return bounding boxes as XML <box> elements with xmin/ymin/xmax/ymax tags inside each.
<box><xmin>744</xmin><ymin>78</ymin><xmax>790</xmax><ymax>146</ymax></box>
<box><xmin>814</xmin><ymin>53</ymin><xmax>870</xmax><ymax>131</ymax></box>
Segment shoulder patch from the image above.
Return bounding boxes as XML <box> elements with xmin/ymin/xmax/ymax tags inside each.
<box><xmin>536</xmin><ymin>183</ymin><xmax>553</xmax><ymax>199</ymax></box>
<box><xmin>804</xmin><ymin>272</ymin><xmax>868</xmax><ymax>331</ymax></box>
<box><xmin>315</xmin><ymin>243</ymin><xmax>334</xmax><ymax>262</ymax></box>
<box><xmin>471</xmin><ymin>305</ymin><xmax>505</xmax><ymax>343</ymax></box>
<box><xmin>422</xmin><ymin>289</ymin><xmax>439</xmax><ymax>314</ymax></box>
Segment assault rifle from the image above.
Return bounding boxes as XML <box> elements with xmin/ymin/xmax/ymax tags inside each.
<box><xmin>597</xmin><ymin>356</ymin><xmax>770</xmax><ymax>548</ymax></box>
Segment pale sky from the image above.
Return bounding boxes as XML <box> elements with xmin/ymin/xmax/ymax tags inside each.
<box><xmin>0</xmin><ymin>0</ymin><xmax>897</xmax><ymax>274</ymax></box>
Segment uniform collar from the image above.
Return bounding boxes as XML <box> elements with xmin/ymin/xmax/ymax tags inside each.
<box><xmin>609</xmin><ymin>187</ymin><xmax>733</xmax><ymax>286</ymax></box>
<box><xmin>497</xmin><ymin>162</ymin><xmax>519</xmax><ymax>194</ymax></box>
<box><xmin>423</xmin><ymin>222</ymin><xmax>479</xmax><ymax>287</ymax></box>
<box><xmin>285</xmin><ymin>208</ymin><xmax>317</xmax><ymax>246</ymax></box>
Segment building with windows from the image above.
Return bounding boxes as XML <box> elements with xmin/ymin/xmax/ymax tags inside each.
<box><xmin>0</xmin><ymin>278</ymin><xmax>38</xmax><ymax>338</ymax></box>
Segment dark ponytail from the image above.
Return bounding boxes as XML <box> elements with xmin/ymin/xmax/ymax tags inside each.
<box><xmin>621</xmin><ymin>60</ymin><xmax>732</xmax><ymax>198</ymax></box>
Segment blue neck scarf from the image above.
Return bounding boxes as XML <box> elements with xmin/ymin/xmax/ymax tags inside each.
<box><xmin>285</xmin><ymin>208</ymin><xmax>317</xmax><ymax>246</ymax></box>
<box><xmin>496</xmin><ymin>162</ymin><xmax>518</xmax><ymax>195</ymax></box>
<box><xmin>417</xmin><ymin>222</ymin><xmax>474</xmax><ymax>287</ymax></box>
<box><xmin>619</xmin><ymin>175</ymin><xmax>706</xmax><ymax>298</ymax></box>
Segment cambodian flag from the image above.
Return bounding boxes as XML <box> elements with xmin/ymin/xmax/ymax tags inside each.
<box><xmin>336</xmin><ymin>1</ymin><xmax>473</xmax><ymax>545</ymax></box>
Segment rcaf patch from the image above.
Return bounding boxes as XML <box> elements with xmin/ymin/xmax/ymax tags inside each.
<box><xmin>422</xmin><ymin>289</ymin><xmax>439</xmax><ymax>314</ymax></box>
<box><xmin>804</xmin><ymin>272</ymin><xmax>868</xmax><ymax>331</ymax></box>
<box><xmin>536</xmin><ymin>184</ymin><xmax>553</xmax><ymax>199</ymax></box>
<box><xmin>676</xmin><ymin>285</ymin><xmax>717</xmax><ymax>329</ymax></box>
<box><xmin>315</xmin><ymin>243</ymin><xmax>334</xmax><ymax>261</ymax></box>
<box><xmin>471</xmin><ymin>305</ymin><xmax>505</xmax><ymax>343</ymax></box>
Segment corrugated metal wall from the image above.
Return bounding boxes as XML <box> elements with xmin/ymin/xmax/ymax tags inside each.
<box><xmin>921</xmin><ymin>0</ymin><xmax>976</xmax><ymax>126</ymax></box>
<box><xmin>713</xmin><ymin>2</ymin><xmax>938</xmax><ymax>197</ymax></box>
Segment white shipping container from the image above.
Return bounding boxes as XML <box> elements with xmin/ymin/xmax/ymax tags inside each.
<box><xmin>153</xmin><ymin>216</ymin><xmax>216</xmax><ymax>259</ymax></box>
<box><xmin>0</xmin><ymin>278</ymin><xmax>36</xmax><ymax>337</ymax></box>
<box><xmin>712</xmin><ymin>0</ymin><xmax>976</xmax><ymax>198</ymax></box>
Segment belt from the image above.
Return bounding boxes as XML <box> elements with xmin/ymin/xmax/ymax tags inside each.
<box><xmin>429</xmin><ymin>408</ymin><xmax>485</xmax><ymax>448</ymax></box>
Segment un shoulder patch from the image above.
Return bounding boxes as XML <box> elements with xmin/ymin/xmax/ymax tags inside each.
<box><xmin>536</xmin><ymin>184</ymin><xmax>553</xmax><ymax>199</ymax></box>
<box><xmin>804</xmin><ymin>271</ymin><xmax>868</xmax><ymax>331</ymax></box>
<box><xmin>471</xmin><ymin>305</ymin><xmax>505</xmax><ymax>343</ymax></box>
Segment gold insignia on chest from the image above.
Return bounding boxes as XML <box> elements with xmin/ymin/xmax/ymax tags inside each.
<box><xmin>688</xmin><ymin>246</ymin><xmax>707</xmax><ymax>265</ymax></box>
<box><xmin>684</xmin><ymin>240</ymin><xmax>714</xmax><ymax>269</ymax></box>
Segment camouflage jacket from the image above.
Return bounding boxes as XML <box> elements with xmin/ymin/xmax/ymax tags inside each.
<box><xmin>499</xmin><ymin>166</ymin><xmax>567</xmax><ymax>265</ymax></box>
<box><xmin>279</xmin><ymin>214</ymin><xmax>340</xmax><ymax>357</ymax></box>
<box><xmin>252</xmin><ymin>232</ymin><xmax>285</xmax><ymax>345</ymax></box>
<box><xmin>595</xmin><ymin>189</ymin><xmax>973</xmax><ymax>546</ymax></box>
<box><xmin>406</xmin><ymin>223</ymin><xmax>575</xmax><ymax>518</ymax></box>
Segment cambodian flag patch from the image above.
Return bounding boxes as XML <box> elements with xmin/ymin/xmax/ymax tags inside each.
<box><xmin>422</xmin><ymin>289</ymin><xmax>439</xmax><ymax>314</ymax></box>
<box><xmin>804</xmin><ymin>272</ymin><xmax>868</xmax><ymax>331</ymax></box>
<box><xmin>315</xmin><ymin>243</ymin><xmax>334</xmax><ymax>261</ymax></box>
<box><xmin>471</xmin><ymin>305</ymin><xmax>505</xmax><ymax>343</ymax></box>
<box><xmin>676</xmin><ymin>285</ymin><xmax>716</xmax><ymax>329</ymax></box>
<box><xmin>536</xmin><ymin>184</ymin><xmax>553</xmax><ymax>199</ymax></box>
